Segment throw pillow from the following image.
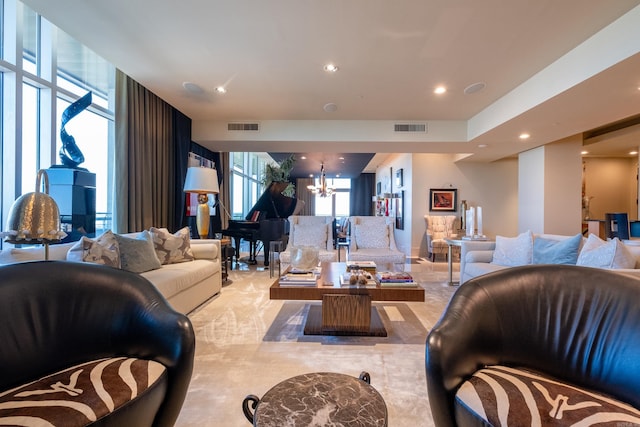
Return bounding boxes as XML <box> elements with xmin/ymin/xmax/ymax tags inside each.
<box><xmin>577</xmin><ymin>234</ymin><xmax>636</xmax><ymax>269</ymax></box>
<box><xmin>355</xmin><ymin>224</ymin><xmax>389</xmax><ymax>249</ymax></box>
<box><xmin>149</xmin><ymin>226</ymin><xmax>194</xmax><ymax>264</ymax></box>
<box><xmin>114</xmin><ymin>231</ymin><xmax>162</xmax><ymax>273</ymax></box>
<box><xmin>292</xmin><ymin>223</ymin><xmax>328</xmax><ymax>248</ymax></box>
<box><xmin>491</xmin><ymin>230</ymin><xmax>533</xmax><ymax>267</ymax></box>
<box><xmin>66</xmin><ymin>230</ymin><xmax>121</xmax><ymax>268</ymax></box>
<box><xmin>532</xmin><ymin>233</ymin><xmax>582</xmax><ymax>265</ymax></box>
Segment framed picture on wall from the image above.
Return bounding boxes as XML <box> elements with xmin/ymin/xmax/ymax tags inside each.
<box><xmin>396</xmin><ymin>191</ymin><xmax>404</xmax><ymax>230</ymax></box>
<box><xmin>395</xmin><ymin>168</ymin><xmax>403</xmax><ymax>188</ymax></box>
<box><xmin>429</xmin><ymin>188</ymin><xmax>457</xmax><ymax>212</ymax></box>
<box><xmin>376</xmin><ymin>181</ymin><xmax>381</xmax><ymax>195</ymax></box>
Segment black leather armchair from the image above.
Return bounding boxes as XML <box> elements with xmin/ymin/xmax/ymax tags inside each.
<box><xmin>0</xmin><ymin>260</ymin><xmax>195</xmax><ymax>427</ymax></box>
<box><xmin>426</xmin><ymin>265</ymin><xmax>640</xmax><ymax>427</ymax></box>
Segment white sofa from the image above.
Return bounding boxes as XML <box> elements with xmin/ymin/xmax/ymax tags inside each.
<box><xmin>0</xmin><ymin>231</ymin><xmax>222</xmax><ymax>314</ymax></box>
<box><xmin>461</xmin><ymin>232</ymin><xmax>640</xmax><ymax>284</ymax></box>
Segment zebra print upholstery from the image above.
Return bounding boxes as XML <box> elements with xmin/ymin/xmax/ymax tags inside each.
<box><xmin>426</xmin><ymin>265</ymin><xmax>640</xmax><ymax>427</ymax></box>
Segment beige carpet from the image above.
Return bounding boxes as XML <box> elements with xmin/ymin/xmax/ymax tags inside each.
<box><xmin>175</xmin><ymin>259</ymin><xmax>459</xmax><ymax>426</ymax></box>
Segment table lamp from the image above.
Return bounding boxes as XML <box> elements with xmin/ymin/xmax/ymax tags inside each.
<box><xmin>183</xmin><ymin>167</ymin><xmax>219</xmax><ymax>239</ymax></box>
<box><xmin>1</xmin><ymin>169</ymin><xmax>66</xmax><ymax>260</ymax></box>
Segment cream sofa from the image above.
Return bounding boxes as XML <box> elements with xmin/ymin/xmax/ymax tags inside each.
<box><xmin>460</xmin><ymin>232</ymin><xmax>640</xmax><ymax>284</ymax></box>
<box><xmin>0</xmin><ymin>232</ymin><xmax>222</xmax><ymax>314</ymax></box>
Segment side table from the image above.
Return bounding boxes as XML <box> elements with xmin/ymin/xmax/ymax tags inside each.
<box><xmin>219</xmin><ymin>238</ymin><xmax>232</xmax><ymax>282</ymax></box>
<box><xmin>243</xmin><ymin>371</ymin><xmax>387</xmax><ymax>426</ymax></box>
<box><xmin>268</xmin><ymin>240</ymin><xmax>284</xmax><ymax>278</ymax></box>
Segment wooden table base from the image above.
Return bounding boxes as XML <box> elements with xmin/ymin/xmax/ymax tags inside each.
<box><xmin>304</xmin><ymin>303</ymin><xmax>388</xmax><ymax>337</ymax></box>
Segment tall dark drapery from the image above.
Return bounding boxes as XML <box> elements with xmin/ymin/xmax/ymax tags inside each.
<box><xmin>115</xmin><ymin>70</ymin><xmax>175</xmax><ymax>233</ymax></box>
<box><xmin>174</xmin><ymin>110</ymin><xmax>192</xmax><ymax>232</ymax></box>
<box><xmin>350</xmin><ymin>173</ymin><xmax>376</xmax><ymax>216</ymax></box>
<box><xmin>295</xmin><ymin>178</ymin><xmax>316</xmax><ymax>215</ymax></box>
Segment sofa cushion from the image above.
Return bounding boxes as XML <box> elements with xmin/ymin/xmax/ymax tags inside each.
<box><xmin>66</xmin><ymin>230</ymin><xmax>121</xmax><ymax>268</ymax></box>
<box><xmin>141</xmin><ymin>259</ymin><xmax>216</xmax><ymax>300</ymax></box>
<box><xmin>491</xmin><ymin>230</ymin><xmax>533</xmax><ymax>267</ymax></box>
<box><xmin>150</xmin><ymin>227</ymin><xmax>194</xmax><ymax>265</ymax></box>
<box><xmin>114</xmin><ymin>231</ymin><xmax>162</xmax><ymax>273</ymax></box>
<box><xmin>455</xmin><ymin>365</ymin><xmax>640</xmax><ymax>426</ymax></box>
<box><xmin>532</xmin><ymin>233</ymin><xmax>582</xmax><ymax>265</ymax></box>
<box><xmin>577</xmin><ymin>234</ymin><xmax>636</xmax><ymax>269</ymax></box>
<box><xmin>0</xmin><ymin>357</ymin><xmax>167</xmax><ymax>427</ymax></box>
<box><xmin>354</xmin><ymin>224</ymin><xmax>389</xmax><ymax>249</ymax></box>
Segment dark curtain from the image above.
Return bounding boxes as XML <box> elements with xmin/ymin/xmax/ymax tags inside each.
<box><xmin>350</xmin><ymin>173</ymin><xmax>375</xmax><ymax>216</ymax></box>
<box><xmin>295</xmin><ymin>178</ymin><xmax>316</xmax><ymax>215</ymax></box>
<box><xmin>174</xmin><ymin>110</ymin><xmax>192</xmax><ymax>232</ymax></box>
<box><xmin>115</xmin><ymin>70</ymin><xmax>175</xmax><ymax>233</ymax></box>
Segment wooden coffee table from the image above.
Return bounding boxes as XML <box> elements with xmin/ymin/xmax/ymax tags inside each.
<box><xmin>269</xmin><ymin>262</ymin><xmax>425</xmax><ymax>336</ymax></box>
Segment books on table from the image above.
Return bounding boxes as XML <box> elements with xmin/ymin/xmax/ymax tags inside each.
<box><xmin>376</xmin><ymin>271</ymin><xmax>419</xmax><ymax>287</ymax></box>
<box><xmin>278</xmin><ymin>272</ymin><xmax>318</xmax><ymax>286</ymax></box>
<box><xmin>346</xmin><ymin>261</ymin><xmax>377</xmax><ymax>273</ymax></box>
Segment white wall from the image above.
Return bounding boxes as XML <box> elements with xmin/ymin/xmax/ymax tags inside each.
<box><xmin>377</xmin><ymin>153</ymin><xmax>518</xmax><ymax>257</ymax></box>
<box><xmin>519</xmin><ymin>137</ymin><xmax>582</xmax><ymax>235</ymax></box>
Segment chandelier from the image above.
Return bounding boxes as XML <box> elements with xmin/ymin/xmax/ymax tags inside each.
<box><xmin>307</xmin><ymin>163</ymin><xmax>335</xmax><ymax>197</ymax></box>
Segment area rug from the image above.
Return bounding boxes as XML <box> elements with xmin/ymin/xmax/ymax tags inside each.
<box><xmin>175</xmin><ymin>263</ymin><xmax>458</xmax><ymax>427</ymax></box>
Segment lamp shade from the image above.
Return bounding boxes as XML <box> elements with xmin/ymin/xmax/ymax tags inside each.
<box><xmin>183</xmin><ymin>167</ymin><xmax>219</xmax><ymax>194</ymax></box>
<box><xmin>2</xmin><ymin>169</ymin><xmax>65</xmax><ymax>244</ymax></box>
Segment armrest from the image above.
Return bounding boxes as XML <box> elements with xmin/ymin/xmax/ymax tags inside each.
<box><xmin>189</xmin><ymin>239</ymin><xmax>220</xmax><ymax>261</ymax></box>
<box><xmin>465</xmin><ymin>250</ymin><xmax>495</xmax><ymax>263</ymax></box>
<box><xmin>460</xmin><ymin>240</ymin><xmax>496</xmax><ymax>283</ymax></box>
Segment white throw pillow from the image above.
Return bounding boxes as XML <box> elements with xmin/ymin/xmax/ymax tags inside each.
<box><xmin>355</xmin><ymin>224</ymin><xmax>390</xmax><ymax>249</ymax></box>
<box><xmin>292</xmin><ymin>223</ymin><xmax>327</xmax><ymax>248</ymax></box>
<box><xmin>66</xmin><ymin>230</ymin><xmax>121</xmax><ymax>268</ymax></box>
<box><xmin>491</xmin><ymin>230</ymin><xmax>533</xmax><ymax>267</ymax></box>
<box><xmin>577</xmin><ymin>234</ymin><xmax>636</xmax><ymax>269</ymax></box>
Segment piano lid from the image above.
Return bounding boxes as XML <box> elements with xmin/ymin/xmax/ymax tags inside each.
<box><xmin>245</xmin><ymin>181</ymin><xmax>300</xmax><ymax>220</ymax></box>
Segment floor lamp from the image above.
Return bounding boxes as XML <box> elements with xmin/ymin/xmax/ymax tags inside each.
<box><xmin>1</xmin><ymin>169</ymin><xmax>66</xmax><ymax>260</ymax></box>
<box><xmin>184</xmin><ymin>167</ymin><xmax>219</xmax><ymax>239</ymax></box>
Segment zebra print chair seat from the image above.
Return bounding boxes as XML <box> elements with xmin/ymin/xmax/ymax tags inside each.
<box><xmin>426</xmin><ymin>265</ymin><xmax>640</xmax><ymax>427</ymax></box>
<box><xmin>0</xmin><ymin>261</ymin><xmax>195</xmax><ymax>427</ymax></box>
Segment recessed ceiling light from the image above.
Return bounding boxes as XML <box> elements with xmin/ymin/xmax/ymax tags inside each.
<box><xmin>477</xmin><ymin>144</ymin><xmax>488</xmax><ymax>148</ymax></box>
<box><xmin>519</xmin><ymin>133</ymin><xmax>530</xmax><ymax>140</ymax></box>
<box><xmin>434</xmin><ymin>86</ymin><xmax>447</xmax><ymax>95</ymax></box>
<box><xmin>300</xmin><ymin>156</ymin><xmax>307</xmax><ymax>160</ymax></box>
<box><xmin>338</xmin><ymin>156</ymin><xmax>344</xmax><ymax>160</ymax></box>
<box><xmin>581</xmin><ymin>150</ymin><xmax>589</xmax><ymax>155</ymax></box>
<box><xmin>324</xmin><ymin>63</ymin><xmax>338</xmax><ymax>72</ymax></box>
<box><xmin>214</xmin><ymin>86</ymin><xmax>226</xmax><ymax>94</ymax></box>
<box><xmin>630</xmin><ymin>151</ymin><xmax>638</xmax><ymax>155</ymax></box>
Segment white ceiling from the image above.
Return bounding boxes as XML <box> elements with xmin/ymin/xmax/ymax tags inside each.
<box><xmin>22</xmin><ymin>0</ymin><xmax>640</xmax><ymax>172</ymax></box>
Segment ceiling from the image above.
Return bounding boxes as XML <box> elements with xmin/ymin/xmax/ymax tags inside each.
<box><xmin>21</xmin><ymin>0</ymin><xmax>640</xmax><ymax>174</ymax></box>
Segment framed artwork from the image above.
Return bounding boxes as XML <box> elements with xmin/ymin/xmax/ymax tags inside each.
<box><xmin>376</xmin><ymin>181</ymin><xmax>381</xmax><ymax>195</ymax></box>
<box><xmin>395</xmin><ymin>191</ymin><xmax>404</xmax><ymax>230</ymax></box>
<box><xmin>395</xmin><ymin>168</ymin><xmax>403</xmax><ymax>188</ymax></box>
<box><xmin>429</xmin><ymin>188</ymin><xmax>457</xmax><ymax>212</ymax></box>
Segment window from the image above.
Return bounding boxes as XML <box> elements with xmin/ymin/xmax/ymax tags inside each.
<box><xmin>313</xmin><ymin>178</ymin><xmax>350</xmax><ymax>218</ymax></box>
<box><xmin>229</xmin><ymin>152</ymin><xmax>269</xmax><ymax>219</ymax></box>
<box><xmin>0</xmin><ymin>0</ymin><xmax>115</xmax><ymax>247</ymax></box>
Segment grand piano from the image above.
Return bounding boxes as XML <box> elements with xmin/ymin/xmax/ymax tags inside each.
<box><xmin>222</xmin><ymin>182</ymin><xmax>301</xmax><ymax>266</ymax></box>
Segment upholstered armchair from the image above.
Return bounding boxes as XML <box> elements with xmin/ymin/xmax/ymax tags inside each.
<box><xmin>0</xmin><ymin>260</ymin><xmax>195</xmax><ymax>427</ymax></box>
<box><xmin>348</xmin><ymin>216</ymin><xmax>405</xmax><ymax>266</ymax></box>
<box><xmin>424</xmin><ymin>215</ymin><xmax>457</xmax><ymax>261</ymax></box>
<box><xmin>279</xmin><ymin>215</ymin><xmax>337</xmax><ymax>265</ymax></box>
<box><xmin>426</xmin><ymin>265</ymin><xmax>640</xmax><ymax>427</ymax></box>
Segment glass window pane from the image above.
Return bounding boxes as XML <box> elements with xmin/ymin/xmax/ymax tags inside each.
<box><xmin>233</xmin><ymin>152</ymin><xmax>244</xmax><ymax>171</ymax></box>
<box><xmin>21</xmin><ymin>82</ymin><xmax>38</xmax><ymax>194</ymax></box>
<box><xmin>232</xmin><ymin>172</ymin><xmax>243</xmax><ymax>218</ymax></box>
<box><xmin>56</xmin><ymin>30</ymin><xmax>111</xmax><ymax>108</ymax></box>
<box><xmin>315</xmin><ymin>195</ymin><xmax>332</xmax><ymax>216</ymax></box>
<box><xmin>334</xmin><ymin>192</ymin><xmax>350</xmax><ymax>217</ymax></box>
<box><xmin>22</xmin><ymin>5</ymin><xmax>37</xmax><ymax>74</ymax></box>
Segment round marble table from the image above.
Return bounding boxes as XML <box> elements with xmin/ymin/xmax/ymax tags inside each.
<box><xmin>243</xmin><ymin>371</ymin><xmax>388</xmax><ymax>426</ymax></box>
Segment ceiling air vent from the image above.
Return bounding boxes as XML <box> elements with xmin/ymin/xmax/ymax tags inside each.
<box><xmin>227</xmin><ymin>122</ymin><xmax>260</xmax><ymax>131</ymax></box>
<box><xmin>394</xmin><ymin>123</ymin><xmax>427</xmax><ymax>133</ymax></box>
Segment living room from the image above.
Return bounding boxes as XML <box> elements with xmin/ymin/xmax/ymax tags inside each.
<box><xmin>2</xmin><ymin>1</ymin><xmax>640</xmax><ymax>426</ymax></box>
